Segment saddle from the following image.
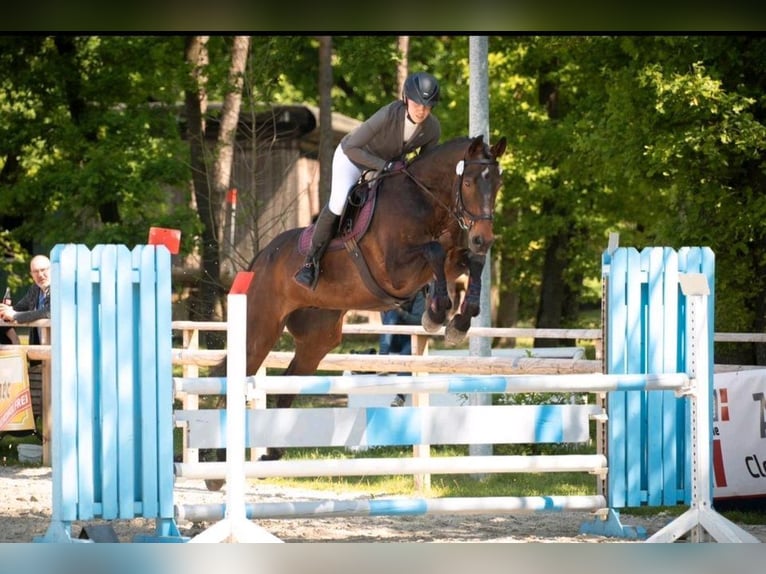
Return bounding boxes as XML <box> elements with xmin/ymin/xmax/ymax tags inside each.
<box><xmin>298</xmin><ymin>177</ymin><xmax>379</xmax><ymax>255</ymax></box>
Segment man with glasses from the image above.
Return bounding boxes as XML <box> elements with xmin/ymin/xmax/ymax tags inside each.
<box><xmin>0</xmin><ymin>254</ymin><xmax>51</xmax><ymax>345</ymax></box>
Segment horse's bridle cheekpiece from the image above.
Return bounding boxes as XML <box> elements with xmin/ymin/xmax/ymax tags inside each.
<box><xmin>453</xmin><ymin>157</ymin><xmax>499</xmax><ymax>231</ymax></box>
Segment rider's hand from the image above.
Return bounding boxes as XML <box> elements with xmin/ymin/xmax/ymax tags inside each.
<box><xmin>0</xmin><ymin>305</ymin><xmax>15</xmax><ymax>321</ymax></box>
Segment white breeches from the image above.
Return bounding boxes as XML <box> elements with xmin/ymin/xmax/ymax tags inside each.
<box><xmin>328</xmin><ymin>145</ymin><xmax>364</xmax><ymax>215</ymax></box>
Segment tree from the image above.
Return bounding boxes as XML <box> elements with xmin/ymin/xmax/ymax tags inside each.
<box><xmin>485</xmin><ymin>35</ymin><xmax>766</xmax><ymax>362</ymax></box>
<box><xmin>0</xmin><ymin>35</ymin><xmax>198</xmax><ymax>278</ymax></box>
<box><xmin>184</xmin><ymin>35</ymin><xmax>250</xmax><ymax>333</ymax></box>
<box><xmin>561</xmin><ymin>36</ymin><xmax>766</xmax><ymax>362</ymax></box>
<box><xmin>3</xmin><ymin>34</ymin><xmax>764</xmax><ymax>364</ymax></box>
<box><xmin>317</xmin><ymin>36</ymin><xmax>333</xmax><ymax>208</ymax></box>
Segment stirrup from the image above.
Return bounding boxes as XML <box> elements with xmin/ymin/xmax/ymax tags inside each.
<box><xmin>294</xmin><ymin>261</ymin><xmax>318</xmax><ymax>289</ymax></box>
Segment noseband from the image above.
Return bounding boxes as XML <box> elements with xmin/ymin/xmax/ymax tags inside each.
<box><xmin>452</xmin><ymin>158</ymin><xmax>499</xmax><ymax>231</ymax></box>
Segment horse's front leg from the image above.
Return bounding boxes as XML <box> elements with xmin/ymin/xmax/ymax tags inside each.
<box><xmin>420</xmin><ymin>241</ymin><xmax>452</xmax><ymax>332</ymax></box>
<box><xmin>445</xmin><ymin>253</ymin><xmax>485</xmax><ymax>345</ymax></box>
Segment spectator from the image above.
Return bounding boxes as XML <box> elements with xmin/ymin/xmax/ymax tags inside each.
<box><xmin>0</xmin><ymin>255</ymin><xmax>51</xmax><ymax>345</ymax></box>
<box><xmin>379</xmin><ymin>289</ymin><xmax>426</xmax><ymax>407</ymax></box>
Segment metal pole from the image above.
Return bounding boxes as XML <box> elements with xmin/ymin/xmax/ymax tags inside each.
<box><xmin>468</xmin><ymin>35</ymin><xmax>493</xmax><ymax>467</ymax></box>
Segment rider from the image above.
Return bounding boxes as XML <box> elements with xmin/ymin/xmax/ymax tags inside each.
<box><xmin>294</xmin><ymin>71</ymin><xmax>442</xmax><ymax>290</ymax></box>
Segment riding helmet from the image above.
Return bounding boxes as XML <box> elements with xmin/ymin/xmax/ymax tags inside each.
<box><xmin>403</xmin><ymin>72</ymin><xmax>440</xmax><ymax>108</ymax></box>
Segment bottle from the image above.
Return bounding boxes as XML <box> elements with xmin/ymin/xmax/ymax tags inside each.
<box><xmin>2</xmin><ymin>287</ymin><xmax>10</xmax><ymax>306</ymax></box>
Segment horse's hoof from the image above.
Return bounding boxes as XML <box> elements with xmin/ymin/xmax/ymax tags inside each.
<box><xmin>259</xmin><ymin>448</ymin><xmax>285</xmax><ymax>461</ymax></box>
<box><xmin>444</xmin><ymin>321</ymin><xmax>468</xmax><ymax>346</ymax></box>
<box><xmin>421</xmin><ymin>311</ymin><xmax>442</xmax><ymax>333</ymax></box>
<box><xmin>205</xmin><ymin>479</ymin><xmax>225</xmax><ymax>491</ymax></box>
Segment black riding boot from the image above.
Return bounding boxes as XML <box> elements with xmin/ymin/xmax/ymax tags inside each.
<box><xmin>294</xmin><ymin>206</ymin><xmax>339</xmax><ymax>290</ymax></box>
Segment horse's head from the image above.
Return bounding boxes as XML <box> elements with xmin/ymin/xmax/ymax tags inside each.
<box><xmin>453</xmin><ymin>134</ymin><xmax>507</xmax><ymax>255</ymax></box>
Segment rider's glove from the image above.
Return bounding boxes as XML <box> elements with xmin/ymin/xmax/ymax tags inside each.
<box><xmin>382</xmin><ymin>159</ymin><xmax>407</xmax><ymax>173</ymax></box>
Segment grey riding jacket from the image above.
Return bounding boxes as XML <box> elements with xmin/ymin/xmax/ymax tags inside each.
<box><xmin>340</xmin><ymin>100</ymin><xmax>441</xmax><ymax>171</ymax></box>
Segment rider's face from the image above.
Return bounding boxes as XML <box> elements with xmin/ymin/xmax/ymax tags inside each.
<box><xmin>406</xmin><ymin>99</ymin><xmax>432</xmax><ymax>124</ymax></box>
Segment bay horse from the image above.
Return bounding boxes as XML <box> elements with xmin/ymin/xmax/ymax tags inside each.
<box><xmin>237</xmin><ymin>134</ymin><xmax>506</xmax><ymax>462</ymax></box>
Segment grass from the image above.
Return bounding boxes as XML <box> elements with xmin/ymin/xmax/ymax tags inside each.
<box><xmin>249</xmin><ymin>446</ymin><xmax>600</xmax><ymax>500</ymax></box>
<box><xmin>0</xmin><ymin>436</ymin><xmax>42</xmax><ymax>466</ymax></box>
<box><xmin>259</xmin><ymin>468</ymin><xmax>598</xmax><ymax>499</ymax></box>
<box><xmin>0</xmin><ymin>416</ymin><xmax>43</xmax><ymax>465</ymax></box>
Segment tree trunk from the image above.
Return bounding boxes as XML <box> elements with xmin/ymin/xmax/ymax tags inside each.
<box><xmin>494</xmin><ymin>251</ymin><xmax>520</xmax><ymax>347</ymax></box>
<box><xmin>215</xmin><ymin>36</ymin><xmax>250</xmax><ymax>270</ymax></box>
<box><xmin>397</xmin><ymin>36</ymin><xmax>409</xmax><ymax>94</ymax></box>
<box><xmin>185</xmin><ymin>35</ymin><xmax>250</xmax><ymax>348</ymax></box>
<box><xmin>534</xmin><ymin>219</ymin><xmax>572</xmax><ymax>347</ymax></box>
<box><xmin>207</xmin><ymin>35</ymin><xmax>250</xmax><ymax>339</ymax></box>
<box><xmin>184</xmin><ymin>35</ymin><xmax>212</xmax><ymax>329</ymax></box>
<box><xmin>532</xmin><ymin>68</ymin><xmax>576</xmax><ymax>348</ymax></box>
<box><xmin>317</xmin><ymin>36</ymin><xmax>333</xmax><ymax>208</ymax></box>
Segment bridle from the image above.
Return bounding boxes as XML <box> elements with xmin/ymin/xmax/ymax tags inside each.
<box><xmin>403</xmin><ymin>153</ymin><xmax>500</xmax><ymax>232</ymax></box>
<box><xmin>451</xmin><ymin>157</ymin><xmax>499</xmax><ymax>231</ymax></box>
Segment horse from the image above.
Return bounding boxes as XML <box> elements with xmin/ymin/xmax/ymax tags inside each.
<box><xmin>233</xmin><ymin>134</ymin><xmax>506</xmax><ymax>463</ymax></box>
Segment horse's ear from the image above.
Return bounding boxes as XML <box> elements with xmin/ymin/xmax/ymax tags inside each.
<box><xmin>468</xmin><ymin>134</ymin><xmax>485</xmax><ymax>155</ymax></box>
<box><xmin>491</xmin><ymin>137</ymin><xmax>507</xmax><ymax>159</ymax></box>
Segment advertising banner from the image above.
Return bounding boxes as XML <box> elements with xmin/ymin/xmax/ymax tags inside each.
<box><xmin>0</xmin><ymin>351</ymin><xmax>35</xmax><ymax>431</ymax></box>
<box><xmin>713</xmin><ymin>369</ymin><xmax>766</xmax><ymax>500</ymax></box>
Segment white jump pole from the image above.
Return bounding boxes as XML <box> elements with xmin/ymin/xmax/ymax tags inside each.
<box><xmin>646</xmin><ymin>273</ymin><xmax>759</xmax><ymax>543</ymax></box>
<box><xmin>190</xmin><ymin>271</ymin><xmax>282</xmax><ymax>544</ymax></box>
<box><xmin>176</xmin><ymin>453</ymin><xmax>607</xmax><ymax>480</ymax></box>
<box><xmin>177</xmin><ymin>494</ymin><xmax>607</xmax><ymax>523</ymax></box>
<box><xmin>173</xmin><ymin>372</ymin><xmax>690</xmax><ymax>398</ymax></box>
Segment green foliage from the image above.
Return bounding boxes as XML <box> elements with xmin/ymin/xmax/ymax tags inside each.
<box><xmin>0</xmin><ymin>35</ymin><xmax>198</xmax><ymax>257</ymax></box>
<box><xmin>484</xmin><ymin>35</ymin><xmax>766</xmax><ymax>340</ymax></box>
<box><xmin>1</xmin><ymin>35</ymin><xmax>765</xmax><ymax>345</ymax></box>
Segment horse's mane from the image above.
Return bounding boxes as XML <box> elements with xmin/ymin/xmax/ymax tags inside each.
<box><xmin>409</xmin><ymin>135</ymin><xmax>473</xmax><ymax>166</ymax></box>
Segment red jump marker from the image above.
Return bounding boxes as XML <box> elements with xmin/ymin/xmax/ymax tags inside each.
<box><xmin>230</xmin><ymin>271</ymin><xmax>254</xmax><ymax>295</ymax></box>
<box><xmin>148</xmin><ymin>227</ymin><xmax>181</xmax><ymax>255</ymax></box>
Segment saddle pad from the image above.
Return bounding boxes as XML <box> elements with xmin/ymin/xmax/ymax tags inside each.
<box><xmin>298</xmin><ymin>185</ymin><xmax>378</xmax><ymax>255</ymax></box>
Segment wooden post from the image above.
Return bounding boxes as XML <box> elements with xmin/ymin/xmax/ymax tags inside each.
<box><xmin>40</xmin><ymin>326</ymin><xmax>51</xmax><ymax>466</ymax></box>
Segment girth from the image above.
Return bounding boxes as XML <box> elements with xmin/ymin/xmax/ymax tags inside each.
<box><xmin>297</xmin><ymin>179</ymin><xmax>409</xmax><ymax>307</ymax></box>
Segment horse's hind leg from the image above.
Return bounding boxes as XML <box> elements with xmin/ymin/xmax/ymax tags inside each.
<box><xmin>445</xmin><ymin>253</ymin><xmax>485</xmax><ymax>345</ymax></box>
<box><xmin>258</xmin><ymin>308</ymin><xmax>346</xmax><ymax>461</ymax></box>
